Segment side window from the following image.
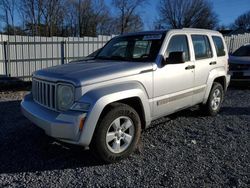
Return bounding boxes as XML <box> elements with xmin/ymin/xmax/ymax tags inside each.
<box><xmin>212</xmin><ymin>36</ymin><xmax>226</xmax><ymax>57</ymax></box>
<box><xmin>166</xmin><ymin>35</ymin><xmax>190</xmax><ymax>61</ymax></box>
<box><xmin>191</xmin><ymin>35</ymin><xmax>212</xmax><ymax>59</ymax></box>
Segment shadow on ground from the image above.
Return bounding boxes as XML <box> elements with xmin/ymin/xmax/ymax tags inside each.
<box><xmin>0</xmin><ymin>100</ymin><xmax>103</xmax><ymax>174</ymax></box>
<box><xmin>0</xmin><ymin>77</ymin><xmax>31</xmax><ymax>91</ymax></box>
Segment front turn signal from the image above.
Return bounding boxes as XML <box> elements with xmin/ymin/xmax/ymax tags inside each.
<box><xmin>79</xmin><ymin>118</ymin><xmax>85</xmax><ymax>132</ymax></box>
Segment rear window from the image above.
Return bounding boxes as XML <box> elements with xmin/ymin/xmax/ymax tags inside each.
<box><xmin>212</xmin><ymin>36</ymin><xmax>226</xmax><ymax>57</ymax></box>
<box><xmin>191</xmin><ymin>35</ymin><xmax>212</xmax><ymax>60</ymax></box>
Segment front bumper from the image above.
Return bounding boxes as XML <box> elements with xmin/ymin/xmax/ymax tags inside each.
<box><xmin>21</xmin><ymin>93</ymin><xmax>86</xmax><ymax>144</ymax></box>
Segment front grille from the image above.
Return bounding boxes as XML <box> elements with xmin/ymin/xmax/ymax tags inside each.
<box><xmin>32</xmin><ymin>78</ymin><xmax>57</xmax><ymax>110</ymax></box>
<box><xmin>229</xmin><ymin>63</ymin><xmax>250</xmax><ymax>71</ymax></box>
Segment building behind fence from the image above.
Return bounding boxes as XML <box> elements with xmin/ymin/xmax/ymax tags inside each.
<box><xmin>0</xmin><ymin>32</ymin><xmax>250</xmax><ymax>80</ymax></box>
<box><xmin>0</xmin><ymin>34</ymin><xmax>113</xmax><ymax>80</ymax></box>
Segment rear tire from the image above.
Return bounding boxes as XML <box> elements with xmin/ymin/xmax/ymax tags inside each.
<box><xmin>91</xmin><ymin>103</ymin><xmax>141</xmax><ymax>163</ymax></box>
<box><xmin>202</xmin><ymin>82</ymin><xmax>224</xmax><ymax>116</ymax></box>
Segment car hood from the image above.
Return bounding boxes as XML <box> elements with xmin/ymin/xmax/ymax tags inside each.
<box><xmin>229</xmin><ymin>55</ymin><xmax>250</xmax><ymax>64</ymax></box>
<box><xmin>33</xmin><ymin>60</ymin><xmax>153</xmax><ymax>86</ymax></box>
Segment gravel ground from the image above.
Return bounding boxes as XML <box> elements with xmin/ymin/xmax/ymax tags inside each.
<box><xmin>0</xmin><ymin>86</ymin><xmax>249</xmax><ymax>187</ymax></box>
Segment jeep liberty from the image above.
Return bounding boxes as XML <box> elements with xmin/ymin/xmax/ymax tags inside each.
<box><xmin>21</xmin><ymin>28</ymin><xmax>230</xmax><ymax>162</ymax></box>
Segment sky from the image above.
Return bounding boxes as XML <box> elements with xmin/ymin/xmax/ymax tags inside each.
<box><xmin>1</xmin><ymin>0</ymin><xmax>250</xmax><ymax>31</ymax></box>
<box><xmin>131</xmin><ymin>0</ymin><xmax>250</xmax><ymax>30</ymax></box>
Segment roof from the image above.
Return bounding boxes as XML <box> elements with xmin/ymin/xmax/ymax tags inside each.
<box><xmin>121</xmin><ymin>30</ymin><xmax>168</xmax><ymax>37</ymax></box>
<box><xmin>121</xmin><ymin>28</ymin><xmax>221</xmax><ymax>37</ymax></box>
<box><xmin>181</xmin><ymin>28</ymin><xmax>220</xmax><ymax>34</ymax></box>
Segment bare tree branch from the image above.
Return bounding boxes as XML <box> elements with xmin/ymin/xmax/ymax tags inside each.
<box><xmin>112</xmin><ymin>0</ymin><xmax>146</xmax><ymax>34</ymax></box>
<box><xmin>158</xmin><ymin>0</ymin><xmax>218</xmax><ymax>29</ymax></box>
<box><xmin>234</xmin><ymin>11</ymin><xmax>250</xmax><ymax>30</ymax></box>
<box><xmin>0</xmin><ymin>0</ymin><xmax>16</xmax><ymax>34</ymax></box>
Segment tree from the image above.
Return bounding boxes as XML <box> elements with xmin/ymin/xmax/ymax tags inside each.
<box><xmin>65</xmin><ymin>0</ymin><xmax>111</xmax><ymax>37</ymax></box>
<box><xmin>2</xmin><ymin>0</ymin><xmax>144</xmax><ymax>36</ymax></box>
<box><xmin>158</xmin><ymin>0</ymin><xmax>218</xmax><ymax>29</ymax></box>
<box><xmin>0</xmin><ymin>0</ymin><xmax>17</xmax><ymax>34</ymax></box>
<box><xmin>18</xmin><ymin>0</ymin><xmax>44</xmax><ymax>35</ymax></box>
<box><xmin>92</xmin><ymin>0</ymin><xmax>113</xmax><ymax>35</ymax></box>
<box><xmin>19</xmin><ymin>0</ymin><xmax>68</xmax><ymax>36</ymax></box>
<box><xmin>41</xmin><ymin>0</ymin><xmax>67</xmax><ymax>36</ymax></box>
<box><xmin>112</xmin><ymin>0</ymin><xmax>146</xmax><ymax>34</ymax></box>
<box><xmin>234</xmin><ymin>11</ymin><xmax>250</xmax><ymax>30</ymax></box>
<box><xmin>2</xmin><ymin>25</ymin><xmax>26</xmax><ymax>35</ymax></box>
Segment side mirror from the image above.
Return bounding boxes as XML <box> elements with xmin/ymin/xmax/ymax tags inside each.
<box><xmin>165</xmin><ymin>51</ymin><xmax>185</xmax><ymax>65</ymax></box>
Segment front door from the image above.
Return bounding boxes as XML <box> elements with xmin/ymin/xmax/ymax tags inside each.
<box><xmin>153</xmin><ymin>34</ymin><xmax>195</xmax><ymax>118</ymax></box>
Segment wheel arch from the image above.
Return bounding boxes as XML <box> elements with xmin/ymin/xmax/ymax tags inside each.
<box><xmin>77</xmin><ymin>82</ymin><xmax>151</xmax><ymax>146</ymax></box>
<box><xmin>213</xmin><ymin>76</ymin><xmax>226</xmax><ymax>91</ymax></box>
<box><xmin>98</xmin><ymin>97</ymin><xmax>146</xmax><ymax>130</ymax></box>
<box><xmin>203</xmin><ymin>67</ymin><xmax>228</xmax><ymax>104</ymax></box>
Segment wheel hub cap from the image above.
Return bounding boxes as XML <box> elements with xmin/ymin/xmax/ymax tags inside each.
<box><xmin>106</xmin><ymin>116</ymin><xmax>135</xmax><ymax>154</ymax></box>
<box><xmin>211</xmin><ymin>88</ymin><xmax>221</xmax><ymax>110</ymax></box>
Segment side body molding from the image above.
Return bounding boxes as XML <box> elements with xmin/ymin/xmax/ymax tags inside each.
<box><xmin>203</xmin><ymin>67</ymin><xmax>230</xmax><ymax>104</ymax></box>
<box><xmin>78</xmin><ymin>82</ymin><xmax>151</xmax><ymax>146</ymax></box>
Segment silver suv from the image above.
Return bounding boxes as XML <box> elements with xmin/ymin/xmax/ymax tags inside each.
<box><xmin>21</xmin><ymin>28</ymin><xmax>230</xmax><ymax>163</ymax></box>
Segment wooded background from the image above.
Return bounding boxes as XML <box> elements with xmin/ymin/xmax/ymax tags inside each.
<box><xmin>0</xmin><ymin>0</ymin><xmax>249</xmax><ymax>37</ymax></box>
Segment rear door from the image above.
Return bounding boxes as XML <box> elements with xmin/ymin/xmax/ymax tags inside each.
<box><xmin>211</xmin><ymin>35</ymin><xmax>228</xmax><ymax>72</ymax></box>
<box><xmin>191</xmin><ymin>34</ymin><xmax>216</xmax><ymax>104</ymax></box>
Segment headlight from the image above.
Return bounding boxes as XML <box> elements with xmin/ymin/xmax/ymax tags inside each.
<box><xmin>57</xmin><ymin>84</ymin><xmax>74</xmax><ymax>111</ymax></box>
<box><xmin>70</xmin><ymin>102</ymin><xmax>90</xmax><ymax>112</ymax></box>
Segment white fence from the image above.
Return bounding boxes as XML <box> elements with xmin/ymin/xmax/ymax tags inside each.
<box><xmin>224</xmin><ymin>33</ymin><xmax>250</xmax><ymax>53</ymax></box>
<box><xmin>0</xmin><ymin>34</ymin><xmax>113</xmax><ymax>79</ymax></box>
<box><xmin>0</xmin><ymin>32</ymin><xmax>250</xmax><ymax>80</ymax></box>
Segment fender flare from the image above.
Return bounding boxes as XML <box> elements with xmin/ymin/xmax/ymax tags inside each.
<box><xmin>77</xmin><ymin>81</ymin><xmax>151</xmax><ymax>146</ymax></box>
<box><xmin>203</xmin><ymin>67</ymin><xmax>228</xmax><ymax>104</ymax></box>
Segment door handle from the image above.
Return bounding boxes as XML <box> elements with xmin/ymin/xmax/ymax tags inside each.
<box><xmin>209</xmin><ymin>61</ymin><xmax>217</xmax><ymax>65</ymax></box>
<box><xmin>185</xmin><ymin>65</ymin><xmax>195</xmax><ymax>70</ymax></box>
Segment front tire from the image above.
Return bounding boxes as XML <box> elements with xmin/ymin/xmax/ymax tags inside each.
<box><xmin>202</xmin><ymin>82</ymin><xmax>224</xmax><ymax>116</ymax></box>
<box><xmin>91</xmin><ymin>103</ymin><xmax>141</xmax><ymax>163</ymax></box>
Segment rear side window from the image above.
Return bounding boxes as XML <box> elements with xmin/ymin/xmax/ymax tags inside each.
<box><xmin>191</xmin><ymin>35</ymin><xmax>212</xmax><ymax>59</ymax></box>
<box><xmin>212</xmin><ymin>36</ymin><xmax>226</xmax><ymax>57</ymax></box>
<box><xmin>166</xmin><ymin>35</ymin><xmax>190</xmax><ymax>61</ymax></box>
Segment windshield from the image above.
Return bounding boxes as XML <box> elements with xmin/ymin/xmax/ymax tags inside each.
<box><xmin>233</xmin><ymin>45</ymin><xmax>250</xmax><ymax>56</ymax></box>
<box><xmin>96</xmin><ymin>34</ymin><xmax>165</xmax><ymax>62</ymax></box>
